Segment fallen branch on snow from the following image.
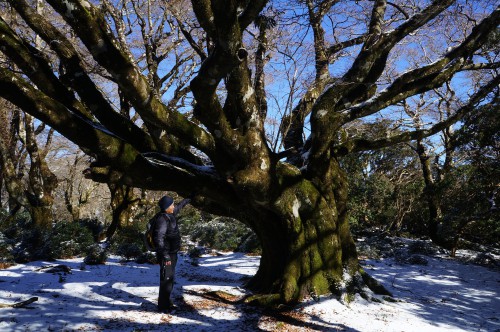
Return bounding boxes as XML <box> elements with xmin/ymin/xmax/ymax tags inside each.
<box><xmin>0</xmin><ymin>297</ymin><xmax>38</xmax><ymax>308</ymax></box>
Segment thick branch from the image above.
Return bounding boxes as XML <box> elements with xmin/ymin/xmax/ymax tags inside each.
<box><xmin>367</xmin><ymin>0</ymin><xmax>387</xmax><ymax>38</ymax></box>
<box><xmin>5</xmin><ymin>0</ymin><xmax>155</xmax><ymax>152</ymax></box>
<box><xmin>281</xmin><ymin>1</ymin><xmax>333</xmax><ymax>162</ymax></box>
<box><xmin>0</xmin><ymin>15</ymin><xmax>91</xmax><ymax>120</ymax></box>
<box><xmin>87</xmin><ymin>152</ymin><xmax>238</xmax><ymax>210</ymax></box>
<box><xmin>191</xmin><ymin>0</ymin><xmax>216</xmax><ymax>38</ymax></box>
<box><xmin>0</xmin><ymin>68</ymin><xmax>237</xmax><ymax>208</ymax></box>
<box><xmin>190</xmin><ymin>2</ymin><xmax>266</xmax><ymax>168</ymax></box>
<box><xmin>45</xmin><ymin>0</ymin><xmax>215</xmax><ymax>156</ymax></box>
<box><xmin>334</xmin><ymin>74</ymin><xmax>500</xmax><ymax>155</ymax></box>
<box><xmin>254</xmin><ymin>16</ymin><xmax>270</xmax><ymax>118</ymax></box>
<box><xmin>460</xmin><ymin>62</ymin><xmax>500</xmax><ymax>71</ymax></box>
<box><xmin>309</xmin><ymin>1</ymin><xmax>457</xmax><ymax>160</ymax></box>
<box><xmin>239</xmin><ymin>0</ymin><xmax>268</xmax><ymax>30</ymax></box>
<box><xmin>341</xmin><ymin>6</ymin><xmax>500</xmax><ymax>123</ymax></box>
<box><xmin>389</xmin><ymin>0</ymin><xmax>455</xmax><ymax>42</ymax></box>
<box><xmin>0</xmin><ymin>67</ymin><xmax>139</xmax><ymax>167</ymax></box>
<box><xmin>359</xmin><ymin>0</ymin><xmax>455</xmax><ymax>81</ymax></box>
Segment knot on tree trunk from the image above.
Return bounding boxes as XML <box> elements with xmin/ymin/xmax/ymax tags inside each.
<box><xmin>237</xmin><ymin>48</ymin><xmax>248</xmax><ymax>61</ymax></box>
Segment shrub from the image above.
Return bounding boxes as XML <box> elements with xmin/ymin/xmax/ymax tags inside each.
<box><xmin>109</xmin><ymin>224</ymin><xmax>147</xmax><ymax>255</ymax></box>
<box><xmin>116</xmin><ymin>243</ymin><xmax>143</xmax><ymax>261</ymax></box>
<box><xmin>188</xmin><ymin>217</ymin><xmax>259</xmax><ymax>252</ymax></box>
<box><xmin>13</xmin><ymin>226</ymin><xmax>49</xmax><ymax>262</ymax></box>
<box><xmin>46</xmin><ymin>221</ymin><xmax>95</xmax><ymax>259</ymax></box>
<box><xmin>77</xmin><ymin>218</ymin><xmax>105</xmax><ymax>241</ymax></box>
<box><xmin>84</xmin><ymin>244</ymin><xmax>108</xmax><ymax>265</ymax></box>
<box><xmin>0</xmin><ymin>233</ymin><xmax>14</xmax><ymax>265</ymax></box>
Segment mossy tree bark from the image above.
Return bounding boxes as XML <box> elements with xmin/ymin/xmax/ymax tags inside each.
<box><xmin>244</xmin><ymin>162</ymin><xmax>360</xmax><ymax>304</ymax></box>
<box><xmin>106</xmin><ymin>183</ymin><xmax>141</xmax><ymax>240</ymax></box>
<box><xmin>0</xmin><ymin>102</ymin><xmax>57</xmax><ymax>229</ymax></box>
<box><xmin>0</xmin><ymin>0</ymin><xmax>499</xmax><ymax>304</ymax></box>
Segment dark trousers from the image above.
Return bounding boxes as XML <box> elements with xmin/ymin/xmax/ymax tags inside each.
<box><xmin>158</xmin><ymin>253</ymin><xmax>178</xmax><ymax>310</ymax></box>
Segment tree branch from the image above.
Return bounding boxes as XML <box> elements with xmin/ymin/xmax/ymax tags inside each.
<box><xmin>368</xmin><ymin>0</ymin><xmax>387</xmax><ymax>38</ymax></box>
<box><xmin>333</xmin><ymin>74</ymin><xmax>500</xmax><ymax>155</ymax></box>
<box><xmin>387</xmin><ymin>1</ymin><xmax>409</xmax><ymax>19</ymax></box>
<box><xmin>280</xmin><ymin>0</ymin><xmax>333</xmax><ymax>164</ymax></box>
<box><xmin>44</xmin><ymin>0</ymin><xmax>215</xmax><ymax>157</ymax></box>
<box><xmin>0</xmin><ymin>67</ymin><xmax>237</xmax><ymax>208</ymax></box>
<box><xmin>239</xmin><ymin>0</ymin><xmax>268</xmax><ymax>30</ymax></box>
<box><xmin>177</xmin><ymin>19</ymin><xmax>207</xmax><ymax>61</ymax></box>
<box><xmin>0</xmin><ymin>67</ymin><xmax>139</xmax><ymax>167</ymax></box>
<box><xmin>341</xmin><ymin>6</ymin><xmax>500</xmax><ymax>124</ymax></box>
<box><xmin>309</xmin><ymin>1</ymin><xmax>457</xmax><ymax>161</ymax></box>
<box><xmin>326</xmin><ymin>35</ymin><xmax>367</xmax><ymax>59</ymax></box>
<box><xmin>460</xmin><ymin>62</ymin><xmax>500</xmax><ymax>71</ymax></box>
<box><xmin>5</xmin><ymin>0</ymin><xmax>156</xmax><ymax>153</ymax></box>
<box><xmin>191</xmin><ymin>0</ymin><xmax>216</xmax><ymax>38</ymax></box>
<box><xmin>0</xmin><ymin>15</ymin><xmax>91</xmax><ymax>120</ymax></box>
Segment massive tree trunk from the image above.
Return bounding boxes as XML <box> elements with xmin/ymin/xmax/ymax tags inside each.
<box><xmin>246</xmin><ymin>163</ymin><xmax>360</xmax><ymax>303</ymax></box>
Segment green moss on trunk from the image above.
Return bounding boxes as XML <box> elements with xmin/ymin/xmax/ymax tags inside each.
<box><xmin>247</xmin><ymin>163</ymin><xmax>360</xmax><ymax>304</ymax></box>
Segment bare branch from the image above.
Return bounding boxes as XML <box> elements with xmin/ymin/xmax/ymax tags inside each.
<box><xmin>326</xmin><ymin>35</ymin><xmax>367</xmax><ymax>59</ymax></box>
<box><xmin>177</xmin><ymin>19</ymin><xmax>207</xmax><ymax>60</ymax></box>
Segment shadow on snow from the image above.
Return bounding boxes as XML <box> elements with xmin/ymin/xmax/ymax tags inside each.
<box><xmin>364</xmin><ymin>255</ymin><xmax>500</xmax><ymax>331</ymax></box>
<box><xmin>0</xmin><ymin>253</ymin><xmax>355</xmax><ymax>331</ymax></box>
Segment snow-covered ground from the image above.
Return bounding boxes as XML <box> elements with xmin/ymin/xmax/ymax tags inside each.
<box><xmin>0</xmin><ymin>246</ymin><xmax>499</xmax><ymax>331</ymax></box>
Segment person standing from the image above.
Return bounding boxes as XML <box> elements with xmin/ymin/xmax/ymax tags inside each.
<box><xmin>153</xmin><ymin>195</ymin><xmax>190</xmax><ymax>313</ymax></box>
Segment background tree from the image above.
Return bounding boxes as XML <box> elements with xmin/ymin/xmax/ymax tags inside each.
<box><xmin>0</xmin><ymin>100</ymin><xmax>58</xmax><ymax>228</ymax></box>
<box><xmin>448</xmin><ymin>95</ymin><xmax>500</xmax><ymax>248</ymax></box>
<box><xmin>0</xmin><ymin>102</ymin><xmax>29</xmax><ymax>219</ymax></box>
<box><xmin>341</xmin><ymin>120</ymin><xmax>423</xmax><ymax>235</ymax></box>
<box><xmin>0</xmin><ymin>0</ymin><xmax>499</xmax><ymax>305</ymax></box>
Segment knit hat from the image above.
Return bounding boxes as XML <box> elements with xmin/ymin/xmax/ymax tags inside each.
<box><xmin>158</xmin><ymin>196</ymin><xmax>174</xmax><ymax>211</ymax></box>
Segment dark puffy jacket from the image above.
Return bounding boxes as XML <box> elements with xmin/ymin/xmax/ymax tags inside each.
<box><xmin>153</xmin><ymin>198</ymin><xmax>190</xmax><ymax>260</ymax></box>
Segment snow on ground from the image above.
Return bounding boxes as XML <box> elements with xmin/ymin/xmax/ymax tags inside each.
<box><xmin>0</xmin><ymin>247</ymin><xmax>499</xmax><ymax>331</ymax></box>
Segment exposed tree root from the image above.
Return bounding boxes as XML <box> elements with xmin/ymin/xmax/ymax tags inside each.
<box><xmin>243</xmin><ymin>267</ymin><xmax>394</xmax><ymax>307</ymax></box>
<box><xmin>359</xmin><ymin>268</ymin><xmax>393</xmax><ymax>296</ymax></box>
<box><xmin>243</xmin><ymin>293</ymin><xmax>283</xmax><ymax>307</ymax></box>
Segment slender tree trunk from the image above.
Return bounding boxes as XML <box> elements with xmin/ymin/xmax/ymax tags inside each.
<box><xmin>106</xmin><ymin>183</ymin><xmax>137</xmax><ymax>240</ymax></box>
<box><xmin>415</xmin><ymin>139</ymin><xmax>442</xmax><ymax>241</ymax></box>
<box><xmin>23</xmin><ymin>114</ymin><xmax>58</xmax><ymax>229</ymax></box>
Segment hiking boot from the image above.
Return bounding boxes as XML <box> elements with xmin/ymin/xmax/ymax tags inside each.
<box><xmin>158</xmin><ymin>301</ymin><xmax>177</xmax><ymax>313</ymax></box>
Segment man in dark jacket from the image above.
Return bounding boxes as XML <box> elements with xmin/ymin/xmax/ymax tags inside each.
<box><xmin>153</xmin><ymin>195</ymin><xmax>190</xmax><ymax>313</ymax></box>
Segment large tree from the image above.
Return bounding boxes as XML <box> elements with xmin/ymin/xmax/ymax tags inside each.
<box><xmin>0</xmin><ymin>0</ymin><xmax>498</xmax><ymax>304</ymax></box>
